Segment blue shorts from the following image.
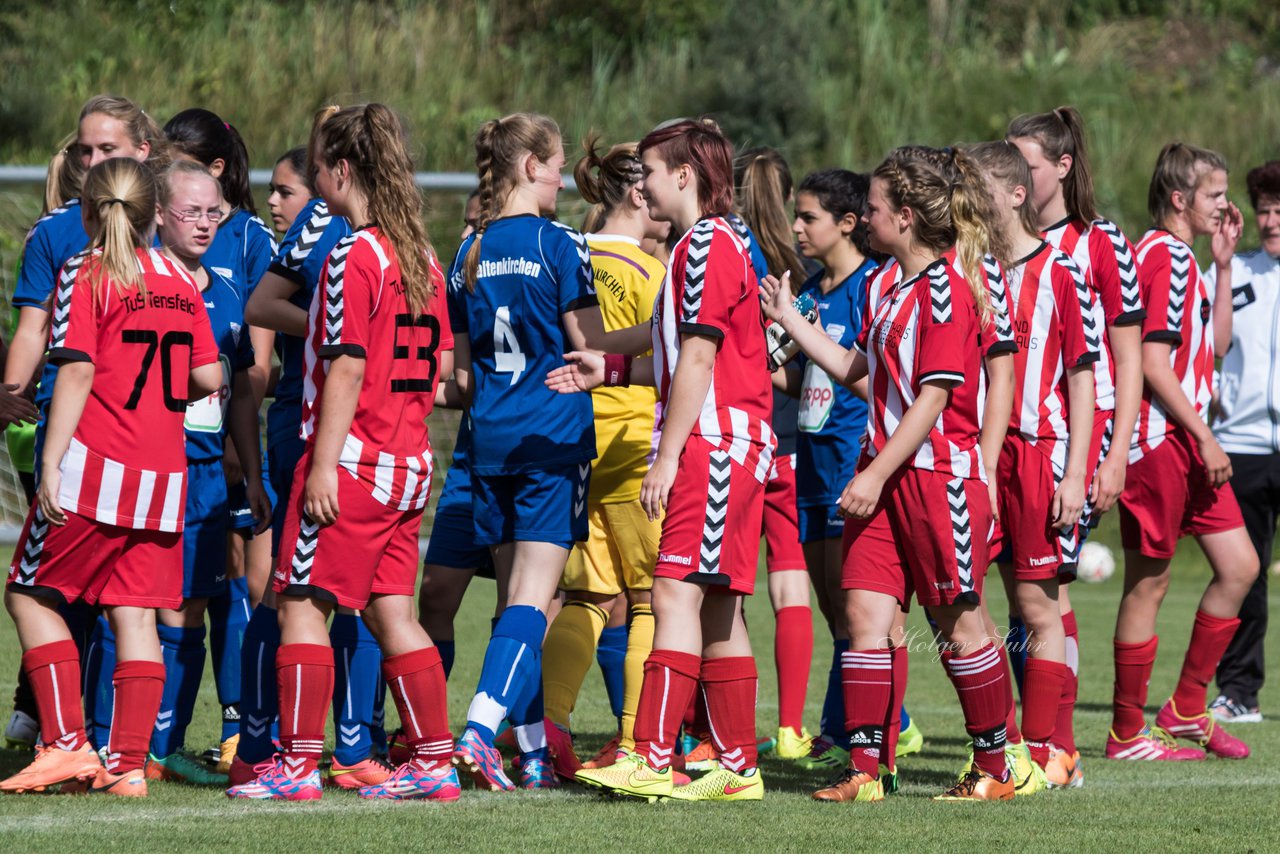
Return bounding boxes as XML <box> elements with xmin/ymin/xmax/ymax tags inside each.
<box><xmin>472</xmin><ymin>463</ymin><xmax>590</xmax><ymax>549</ymax></box>
<box><xmin>797</xmin><ymin>503</ymin><xmax>844</xmax><ymax>543</ymax></box>
<box><xmin>268</xmin><ymin>433</ymin><xmax>306</xmax><ymax>556</ymax></box>
<box><xmin>227</xmin><ymin>450</ymin><xmax>278</xmax><ymax>531</ymax></box>
<box><xmin>184</xmin><ymin>459</ymin><xmax>230</xmax><ymax>599</ymax></box>
<box><xmin>424</xmin><ymin>490</ymin><xmax>495</xmax><ymax>578</ymax></box>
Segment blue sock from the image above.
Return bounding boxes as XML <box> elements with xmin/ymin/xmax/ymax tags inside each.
<box><xmin>330</xmin><ymin>613</ymin><xmax>382</xmax><ymax>764</ymax></box>
<box><xmin>237</xmin><ymin>604</ymin><xmax>279</xmax><ymax>763</ymax></box>
<box><xmin>151</xmin><ymin>625</ymin><xmax>207</xmax><ymax>756</ymax></box>
<box><xmin>900</xmin><ymin>705</ymin><xmax>912</xmax><ymax>731</ymax></box>
<box><xmin>209</xmin><ymin>576</ymin><xmax>251</xmax><ymax>741</ymax></box>
<box><xmin>466</xmin><ymin>605</ymin><xmax>547</xmax><ymax>745</ymax></box>
<box><xmin>82</xmin><ymin>616</ymin><xmax>116</xmax><ymax>750</ymax></box>
<box><xmin>596</xmin><ymin>624</ymin><xmax>628</xmax><ymax>724</ymax></box>
<box><xmin>438</xmin><ymin>640</ymin><xmax>457</xmax><ymax>680</ymax></box>
<box><xmin>1005</xmin><ymin>615</ymin><xmax>1028</xmax><ymax>699</ymax></box>
<box><xmin>820</xmin><ymin>638</ymin><xmax>851</xmax><ymax>749</ymax></box>
<box><xmin>509</xmin><ymin>655</ymin><xmax>547</xmax><ymax>759</ymax></box>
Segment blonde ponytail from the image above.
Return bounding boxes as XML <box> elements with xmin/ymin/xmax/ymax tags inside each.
<box><xmin>81</xmin><ymin>157</ymin><xmax>155</xmax><ymax>302</ymax></box>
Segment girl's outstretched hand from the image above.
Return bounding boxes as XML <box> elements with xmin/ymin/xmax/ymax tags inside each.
<box><xmin>758</xmin><ymin>272</ymin><xmax>793</xmax><ymax>322</ymax></box>
<box><xmin>545</xmin><ymin>351</ymin><xmax>605</xmax><ymax>393</ymax></box>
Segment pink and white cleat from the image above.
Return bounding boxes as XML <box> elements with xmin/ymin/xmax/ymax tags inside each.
<box><xmin>1105</xmin><ymin>726</ymin><xmax>1205</xmax><ymax>761</ymax></box>
<box><xmin>1155</xmin><ymin>699</ymin><xmax>1250</xmax><ymax>759</ymax></box>
<box><xmin>225</xmin><ymin>755</ymin><xmax>322</xmax><ymax>800</ymax></box>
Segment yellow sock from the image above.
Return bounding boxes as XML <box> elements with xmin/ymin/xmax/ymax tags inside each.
<box><xmin>542</xmin><ymin>600</ymin><xmax>608</xmax><ymax>727</ymax></box>
<box><xmin>620</xmin><ymin>602</ymin><xmax>655</xmax><ymax>752</ymax></box>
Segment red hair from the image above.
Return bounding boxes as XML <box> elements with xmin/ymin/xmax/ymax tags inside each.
<box><xmin>638</xmin><ymin>118</ymin><xmax>734</xmax><ymax>217</ymax></box>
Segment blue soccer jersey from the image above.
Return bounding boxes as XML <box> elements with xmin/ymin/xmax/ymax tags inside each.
<box><xmin>447</xmin><ymin>214</ymin><xmax>597</xmax><ymax>475</ymax></box>
<box><xmin>794</xmin><ymin>260</ymin><xmax>875</xmax><ymax>506</ymax></box>
<box><xmin>15</xmin><ymin>203</ymin><xmax>91</xmax><ymax>416</ymax></box>
<box><xmin>264</xmin><ymin>198</ymin><xmax>351</xmax><ymax>449</ymax></box>
<box><xmin>203</xmin><ymin>208</ymin><xmax>278</xmax><ymax>301</ymax></box>
<box><xmin>184</xmin><ymin>267</ymin><xmax>254</xmax><ymax>462</ymax></box>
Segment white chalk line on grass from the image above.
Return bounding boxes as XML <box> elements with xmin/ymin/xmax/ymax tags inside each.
<box><xmin>4</xmin><ymin>773</ymin><xmax>1279</xmax><ymax>833</ymax></box>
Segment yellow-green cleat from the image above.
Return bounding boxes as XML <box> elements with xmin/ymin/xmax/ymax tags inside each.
<box><xmin>575</xmin><ymin>752</ymin><xmax>673</xmax><ymax>802</ymax></box>
<box><xmin>669</xmin><ymin>766</ymin><xmax>763</xmax><ymax>802</ymax></box>
<box><xmin>896</xmin><ymin>719</ymin><xmax>924</xmax><ymax>757</ymax></box>
<box><xmin>774</xmin><ymin>726</ymin><xmax>814</xmax><ymax>760</ymax></box>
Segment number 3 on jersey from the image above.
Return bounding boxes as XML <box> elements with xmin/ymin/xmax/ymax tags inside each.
<box><xmin>494</xmin><ymin>305</ymin><xmax>526</xmax><ymax>383</ymax></box>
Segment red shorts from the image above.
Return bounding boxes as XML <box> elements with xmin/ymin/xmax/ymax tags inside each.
<box><xmin>273</xmin><ymin>459</ymin><xmax>424</xmax><ymax>609</ymax></box>
<box><xmin>655</xmin><ymin>439</ymin><xmax>767</xmax><ymax>595</ymax></box>
<box><xmin>7</xmin><ymin>506</ymin><xmax>182</xmax><ymax>608</ymax></box>
<box><xmin>1119</xmin><ymin>429</ymin><xmax>1244</xmax><ymax>559</ymax></box>
<box><xmin>763</xmin><ymin>452</ymin><xmax>805</xmax><ymax>573</ymax></box>
<box><xmin>843</xmin><ymin>466</ymin><xmax>991</xmax><ymax>609</ymax></box>
<box><xmin>994</xmin><ymin>437</ymin><xmax>1077</xmax><ymax>581</ymax></box>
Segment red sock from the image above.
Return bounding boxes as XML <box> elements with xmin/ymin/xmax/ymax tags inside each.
<box><xmin>841</xmin><ymin>648</ymin><xmax>892</xmax><ymax>776</ymax></box>
<box><xmin>998</xmin><ymin>645</ymin><xmax>1022</xmax><ymax>744</ymax></box>
<box><xmin>383</xmin><ymin>646</ymin><xmax>452</xmax><ymax>767</ymax></box>
<box><xmin>107</xmin><ymin>660</ymin><xmax>165</xmax><ymax>773</ymax></box>
<box><xmin>1172</xmin><ymin>611</ymin><xmax>1240</xmax><ymax>716</ymax></box>
<box><xmin>634</xmin><ymin>649</ymin><xmax>700</xmax><ymax>770</ymax></box>
<box><xmin>944</xmin><ymin>644</ymin><xmax>1009</xmax><ymax>779</ymax></box>
<box><xmin>702</xmin><ymin>656</ymin><xmax>759</xmax><ymax>773</ymax></box>
<box><xmin>1021</xmin><ymin>658</ymin><xmax>1067</xmax><ymax>767</ymax></box>
<box><xmin>277</xmin><ymin>643</ymin><xmax>334</xmax><ymax>776</ymax></box>
<box><xmin>21</xmin><ymin>641</ymin><xmax>87</xmax><ymax>751</ymax></box>
<box><xmin>1055</xmin><ymin>610</ymin><xmax>1079</xmax><ymax>753</ymax></box>
<box><xmin>773</xmin><ymin>606</ymin><xmax>812</xmax><ymax>732</ymax></box>
<box><xmin>882</xmin><ymin>645</ymin><xmax>909</xmax><ymax>768</ymax></box>
<box><xmin>1112</xmin><ymin>635</ymin><xmax>1158</xmax><ymax>739</ymax></box>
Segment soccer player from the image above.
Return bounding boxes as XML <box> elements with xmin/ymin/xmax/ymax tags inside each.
<box><xmin>776</xmin><ymin>169</ymin><xmax>881</xmax><ymax>769</ymax></box>
<box><xmin>540</xmin><ymin>135</ymin><xmax>667</xmax><ymax>778</ymax></box>
<box><xmin>227</xmin><ymin>103</ymin><xmax>458</xmax><ymax>802</ymax></box>
<box><xmin>138</xmin><ymin>161</ymin><xmax>271</xmax><ymax>785</ymax></box>
<box><xmin>1008</xmin><ymin>106</ymin><xmax>1144</xmax><ymax>785</ymax></box>
<box><xmin>760</xmin><ymin>146</ymin><xmax>1017</xmax><ymax>802</ymax></box>
<box><xmin>732</xmin><ymin>148</ymin><xmax>815</xmax><ymax>760</ymax></box>
<box><xmin>1</xmin><ymin>156</ymin><xmax>220</xmax><ymax>796</ymax></box>
<box><xmin>448</xmin><ymin>112</ymin><xmax>644</xmax><ymax>791</ymax></box>
<box><xmin>968</xmin><ymin>142</ymin><xmax>1098</xmax><ymax>781</ymax></box>
<box><xmin>557</xmin><ymin>117</ymin><xmax>774</xmax><ymax>803</ymax></box>
<box><xmin>2</xmin><ymin>134</ymin><xmax>79</xmax><ymax>750</ymax></box>
<box><xmin>266</xmin><ymin>148</ymin><xmax>312</xmax><ymax>237</ymax></box>
<box><xmin>1107</xmin><ymin>142</ymin><xmax>1257</xmax><ymax>761</ymax></box>
<box><xmin>238</xmin><ymin>151</ymin><xmax>391</xmax><ymax>790</ymax></box>
<box><xmin>4</xmin><ymin>94</ymin><xmax>162</xmax><ymax>752</ymax></box>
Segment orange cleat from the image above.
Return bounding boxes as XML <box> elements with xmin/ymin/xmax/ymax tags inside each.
<box><xmin>581</xmin><ymin>733</ymin><xmax>623</xmax><ymax>769</ymax></box>
<box><xmin>325</xmin><ymin>754</ymin><xmax>395</xmax><ymax>789</ymax></box>
<box><xmin>1043</xmin><ymin>746</ymin><xmax>1083</xmax><ymax>788</ymax></box>
<box><xmin>84</xmin><ymin>766</ymin><xmax>148</xmax><ymax>797</ymax></box>
<box><xmin>934</xmin><ymin>768</ymin><xmax>1015</xmax><ymax>801</ymax></box>
<box><xmin>0</xmin><ymin>743</ymin><xmax>101</xmax><ymax>794</ymax></box>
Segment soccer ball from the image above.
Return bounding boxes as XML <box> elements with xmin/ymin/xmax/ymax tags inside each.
<box><xmin>1077</xmin><ymin>541</ymin><xmax>1116</xmax><ymax>583</ymax></box>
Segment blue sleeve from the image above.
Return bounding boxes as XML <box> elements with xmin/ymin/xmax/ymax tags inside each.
<box><xmin>749</xmin><ymin>240</ymin><xmax>769</xmax><ymax>283</ymax></box>
<box><xmin>233</xmin><ymin>322</ymin><xmax>255</xmax><ymax>373</ymax></box>
<box><xmin>547</xmin><ymin>222</ymin><xmax>597</xmax><ymax>313</ymax></box>
<box><xmin>243</xmin><ymin>216</ymin><xmax>279</xmax><ymax>297</ymax></box>
<box><xmin>268</xmin><ymin>200</ymin><xmax>316</xmax><ymax>286</ymax></box>
<box><xmin>446</xmin><ymin>241</ymin><xmax>470</xmax><ymax>334</ymax></box>
<box><xmin>13</xmin><ymin>222</ymin><xmax>57</xmax><ymax>309</ymax></box>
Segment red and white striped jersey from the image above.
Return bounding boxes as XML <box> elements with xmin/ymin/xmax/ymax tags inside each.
<box><xmin>1002</xmin><ymin>242</ymin><xmax>1101</xmax><ymax>473</ymax></box>
<box><xmin>855</xmin><ymin>257</ymin><xmax>988</xmax><ymax>479</ymax></box>
<box><xmin>652</xmin><ymin>217</ymin><xmax>775</xmax><ymax>482</ymax></box>
<box><xmin>300</xmin><ymin>228</ymin><xmax>452</xmax><ymax>509</ymax></box>
<box><xmin>1043</xmin><ymin>216</ymin><xmax>1144</xmax><ymax>413</ymax></box>
<box><xmin>1130</xmin><ymin>229</ymin><xmax>1214</xmax><ymax>461</ymax></box>
<box><xmin>944</xmin><ymin>248</ymin><xmax>1018</xmax><ymax>358</ymax></box>
<box><xmin>47</xmin><ymin>247</ymin><xmax>218</xmax><ymax>531</ymax></box>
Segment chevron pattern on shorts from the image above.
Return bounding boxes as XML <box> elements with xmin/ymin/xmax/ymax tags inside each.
<box><xmin>681</xmin><ymin>220</ymin><xmax>715</xmax><ymax>323</ymax></box>
<box><xmin>290</xmin><ymin>514</ymin><xmax>320</xmax><ymax>584</ymax></box>
<box><xmin>946</xmin><ymin>478</ymin><xmax>975</xmax><ymax>594</ymax></box>
<box><xmin>13</xmin><ymin>509</ymin><xmax>49</xmax><ymax>586</ymax></box>
<box><xmin>699</xmin><ymin>451</ymin><xmax>731</xmax><ymax>575</ymax></box>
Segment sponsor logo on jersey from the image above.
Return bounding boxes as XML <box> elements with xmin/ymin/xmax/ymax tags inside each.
<box><xmin>122</xmin><ymin>291</ymin><xmax>198</xmax><ymax>316</ymax></box>
<box><xmin>1029</xmin><ymin>555</ymin><xmax>1058</xmax><ymax>567</ymax></box>
<box><xmin>658</xmin><ymin>552</ymin><xmax>693</xmax><ymax>566</ymax></box>
<box><xmin>476</xmin><ymin>257</ymin><xmax>543</xmax><ymax>280</ymax></box>
<box><xmin>1232</xmin><ymin>282</ymin><xmax>1256</xmax><ymax>310</ymax></box>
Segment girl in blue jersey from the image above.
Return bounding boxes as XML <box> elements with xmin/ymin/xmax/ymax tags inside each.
<box><xmin>780</xmin><ymin>170</ymin><xmax>882</xmax><ymax>769</ymax></box>
<box><xmin>4</xmin><ymin>95</ymin><xmax>162</xmax><ymax>751</ymax></box>
<box><xmin>449</xmin><ymin>112</ymin><xmax>646</xmax><ymax>790</ymax></box>
<box><xmin>144</xmin><ymin>161</ymin><xmax>270</xmax><ymax>782</ymax></box>
<box><xmin>235</xmin><ymin>138</ymin><xmax>389</xmax><ymax>789</ymax></box>
<box><xmin>266</xmin><ymin>148</ymin><xmax>311</xmax><ymax>238</ymax></box>
<box><xmin>163</xmin><ymin>108</ymin><xmax>279</xmax><ymax>769</ymax></box>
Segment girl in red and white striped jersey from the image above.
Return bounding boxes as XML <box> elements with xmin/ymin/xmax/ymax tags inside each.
<box><xmin>761</xmin><ymin>145</ymin><xmax>1018</xmax><ymax>801</ymax></box>
<box><xmin>1007</xmin><ymin>108</ymin><xmax>1143</xmax><ymax>777</ymax></box>
<box><xmin>227</xmin><ymin>104</ymin><xmax>457</xmax><ymax>803</ymax></box>
<box><xmin>1</xmin><ymin>157</ymin><xmax>221</xmax><ymax>797</ymax></box>
<box><xmin>1105</xmin><ymin>143</ymin><xmax>1258</xmax><ymax>762</ymax></box>
<box><xmin>968</xmin><ymin>141</ymin><xmax>1099</xmax><ymax>779</ymax></box>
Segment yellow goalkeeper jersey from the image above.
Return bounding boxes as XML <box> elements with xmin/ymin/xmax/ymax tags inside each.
<box><xmin>586</xmin><ymin>234</ymin><xmax>664</xmax><ymax>503</ymax></box>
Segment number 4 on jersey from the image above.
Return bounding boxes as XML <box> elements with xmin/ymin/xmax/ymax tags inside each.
<box><xmin>494</xmin><ymin>305</ymin><xmax>526</xmax><ymax>384</ymax></box>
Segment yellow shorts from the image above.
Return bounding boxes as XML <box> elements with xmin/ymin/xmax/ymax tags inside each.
<box><xmin>561</xmin><ymin>500</ymin><xmax>661</xmax><ymax>595</ymax></box>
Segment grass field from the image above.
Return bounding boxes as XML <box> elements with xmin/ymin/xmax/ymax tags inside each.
<box><xmin>0</xmin><ymin>516</ymin><xmax>1277</xmax><ymax>853</ymax></box>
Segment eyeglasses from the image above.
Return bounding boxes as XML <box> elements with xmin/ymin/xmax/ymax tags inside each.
<box><xmin>168</xmin><ymin>207</ymin><xmax>224</xmax><ymax>224</ymax></box>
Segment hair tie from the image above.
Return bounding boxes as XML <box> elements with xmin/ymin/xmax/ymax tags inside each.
<box><xmin>106</xmin><ymin>198</ymin><xmax>126</xmax><ymax>206</ymax></box>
